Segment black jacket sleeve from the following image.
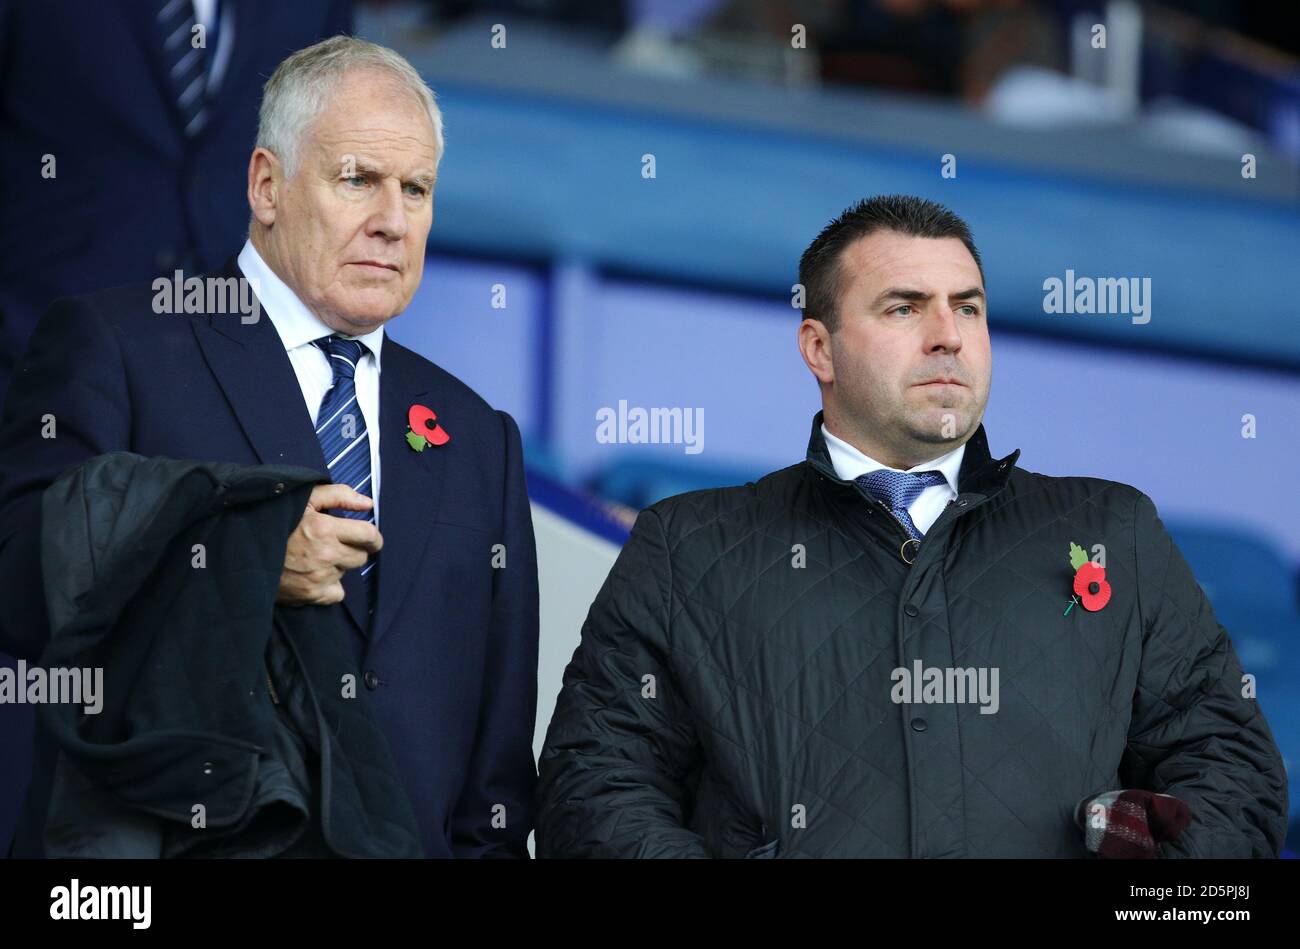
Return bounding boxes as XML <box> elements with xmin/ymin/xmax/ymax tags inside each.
<box><xmin>536</xmin><ymin>507</ymin><xmax>710</xmax><ymax>858</ymax></box>
<box><xmin>1120</xmin><ymin>492</ymin><xmax>1289</xmax><ymax>857</ymax></box>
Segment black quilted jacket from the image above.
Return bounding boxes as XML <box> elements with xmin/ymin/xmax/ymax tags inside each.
<box><xmin>21</xmin><ymin>452</ymin><xmax>423</xmax><ymax>858</ymax></box>
<box><xmin>537</xmin><ymin>414</ymin><xmax>1288</xmax><ymax>858</ymax></box>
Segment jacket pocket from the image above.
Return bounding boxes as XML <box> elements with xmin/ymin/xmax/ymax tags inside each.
<box><xmin>744</xmin><ymin>838</ymin><xmax>779</xmax><ymax>859</ymax></box>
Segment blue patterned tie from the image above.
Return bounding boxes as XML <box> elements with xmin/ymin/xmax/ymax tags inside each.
<box><xmin>313</xmin><ymin>336</ymin><xmax>376</xmax><ymax>599</ymax></box>
<box><xmin>855</xmin><ymin>469</ymin><xmax>949</xmax><ymax>540</ymax></box>
<box><xmin>154</xmin><ymin>0</ymin><xmax>210</xmax><ymax>137</ymax></box>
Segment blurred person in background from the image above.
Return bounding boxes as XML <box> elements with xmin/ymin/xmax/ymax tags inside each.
<box><xmin>412</xmin><ymin>0</ymin><xmax>628</xmax><ymax>39</ymax></box>
<box><xmin>700</xmin><ymin>0</ymin><xmax>1059</xmax><ymax>97</ymax></box>
<box><xmin>0</xmin><ymin>0</ymin><xmax>353</xmax><ymax>402</ymax></box>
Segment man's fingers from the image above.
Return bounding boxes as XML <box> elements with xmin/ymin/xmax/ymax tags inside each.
<box><xmin>334</xmin><ymin>543</ymin><xmax>370</xmax><ymax>571</ymax></box>
<box><xmin>281</xmin><ymin>488</ymin><xmax>378</xmax><ymax>606</ymax></box>
<box><xmin>332</xmin><ymin>518</ymin><xmax>384</xmax><ymax>554</ymax></box>
<box><xmin>321</xmin><ymin>581</ymin><xmax>347</xmax><ymax>605</ymax></box>
<box><xmin>308</xmin><ymin>483</ymin><xmax>374</xmax><ymax>513</ymax></box>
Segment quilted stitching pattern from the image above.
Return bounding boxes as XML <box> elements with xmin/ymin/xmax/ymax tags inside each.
<box><xmin>538</xmin><ymin>428</ymin><xmax>1288</xmax><ymax>858</ymax></box>
<box><xmin>39</xmin><ymin>453</ymin><xmax>423</xmax><ymax>858</ymax></box>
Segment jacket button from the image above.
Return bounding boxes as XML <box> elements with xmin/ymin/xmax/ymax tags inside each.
<box><xmin>904</xmin><ymin>604</ymin><xmax>919</xmax><ymax>617</ymax></box>
<box><xmin>363</xmin><ymin>670</ymin><xmax>380</xmax><ymax>690</ymax></box>
<box><xmin>956</xmin><ymin>499</ymin><xmax>967</xmax><ymax>507</ymax></box>
<box><xmin>272</xmin><ymin>482</ymin><xmax>285</xmax><ymax>495</ymax></box>
<box><xmin>911</xmin><ymin>718</ymin><xmax>928</xmax><ymax>732</ymax></box>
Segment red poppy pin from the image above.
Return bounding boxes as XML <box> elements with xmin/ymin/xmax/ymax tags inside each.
<box><xmin>405</xmin><ymin>403</ymin><xmax>450</xmax><ymax>452</ymax></box>
<box><xmin>1064</xmin><ymin>541</ymin><xmax>1111</xmax><ymax>615</ymax></box>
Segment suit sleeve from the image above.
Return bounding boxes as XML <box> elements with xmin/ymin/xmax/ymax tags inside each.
<box><xmin>449</xmin><ymin>410</ymin><xmax>539</xmax><ymax>858</ymax></box>
<box><xmin>1119</xmin><ymin>492</ymin><xmax>1289</xmax><ymax>857</ymax></box>
<box><xmin>536</xmin><ymin>506</ymin><xmax>710</xmax><ymax>858</ymax></box>
<box><xmin>0</xmin><ymin>295</ymin><xmax>131</xmax><ymax>660</ymax></box>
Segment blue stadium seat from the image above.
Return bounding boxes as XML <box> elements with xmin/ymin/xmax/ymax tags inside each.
<box><xmin>588</xmin><ymin>461</ymin><xmax>764</xmax><ymax>511</ymax></box>
<box><xmin>1164</xmin><ymin>523</ymin><xmax>1299</xmax><ymax>851</ymax></box>
<box><xmin>1166</xmin><ymin>521</ymin><xmax>1297</xmax><ymax>612</ymax></box>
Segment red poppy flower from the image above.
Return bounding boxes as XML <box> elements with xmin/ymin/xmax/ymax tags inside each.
<box><xmin>407</xmin><ymin>403</ymin><xmax>450</xmax><ymax>447</ymax></box>
<box><xmin>1072</xmin><ymin>562</ymin><xmax>1112</xmax><ymax>612</ymax></box>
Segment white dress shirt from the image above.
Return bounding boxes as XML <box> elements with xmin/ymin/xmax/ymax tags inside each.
<box><xmin>822</xmin><ymin>423</ymin><xmax>964</xmax><ymax>536</ymax></box>
<box><xmin>238</xmin><ymin>239</ymin><xmax>385</xmax><ymax>525</ymax></box>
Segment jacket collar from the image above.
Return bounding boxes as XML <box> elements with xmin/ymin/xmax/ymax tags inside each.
<box><xmin>805</xmin><ymin>410</ymin><xmax>1020</xmax><ymax>498</ymax></box>
<box><xmin>236</xmin><ymin>239</ymin><xmax>386</xmax><ymax>366</ymax></box>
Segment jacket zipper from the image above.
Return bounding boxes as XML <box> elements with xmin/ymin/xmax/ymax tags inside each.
<box><xmin>878</xmin><ymin>503</ymin><xmax>917</xmax><ymax>544</ymax></box>
<box><xmin>809</xmin><ymin>456</ymin><xmax>935</xmax><ymax>561</ymax></box>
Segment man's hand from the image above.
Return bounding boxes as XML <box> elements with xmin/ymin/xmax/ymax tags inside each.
<box><xmin>277</xmin><ymin>484</ymin><xmax>382</xmax><ymax>606</ymax></box>
<box><xmin>1076</xmin><ymin>790</ymin><xmax>1192</xmax><ymax>859</ymax></box>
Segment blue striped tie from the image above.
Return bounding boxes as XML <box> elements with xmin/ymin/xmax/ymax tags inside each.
<box><xmin>154</xmin><ymin>0</ymin><xmax>210</xmax><ymax>137</ymax></box>
<box><xmin>313</xmin><ymin>335</ymin><xmax>377</xmax><ymax>601</ymax></box>
<box><xmin>855</xmin><ymin>469</ymin><xmax>948</xmax><ymax>540</ymax></box>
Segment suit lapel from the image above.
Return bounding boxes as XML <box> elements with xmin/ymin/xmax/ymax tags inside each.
<box><xmin>370</xmin><ymin>346</ymin><xmax>448</xmax><ymax>649</ymax></box>
<box><xmin>192</xmin><ymin>257</ymin><xmax>371</xmax><ymax>635</ymax></box>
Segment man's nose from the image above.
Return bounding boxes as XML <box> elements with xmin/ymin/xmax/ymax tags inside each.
<box><xmin>924</xmin><ymin>305</ymin><xmax>963</xmax><ymax>353</ymax></box>
<box><xmin>366</xmin><ymin>180</ymin><xmax>409</xmax><ymax>240</ymax></box>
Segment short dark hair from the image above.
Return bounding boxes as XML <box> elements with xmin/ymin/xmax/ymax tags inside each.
<box><xmin>798</xmin><ymin>195</ymin><xmax>983</xmax><ymax>331</ymax></box>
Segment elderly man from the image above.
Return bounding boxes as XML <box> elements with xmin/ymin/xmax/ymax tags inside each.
<box><xmin>0</xmin><ymin>37</ymin><xmax>538</xmax><ymax>858</ymax></box>
<box><xmin>537</xmin><ymin>195</ymin><xmax>1288</xmax><ymax>858</ymax></box>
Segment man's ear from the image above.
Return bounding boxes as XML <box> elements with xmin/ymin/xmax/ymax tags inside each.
<box><xmin>798</xmin><ymin>318</ymin><xmax>834</xmax><ymax>386</ymax></box>
<box><xmin>247</xmin><ymin>147</ymin><xmax>280</xmax><ymax>227</ymax></box>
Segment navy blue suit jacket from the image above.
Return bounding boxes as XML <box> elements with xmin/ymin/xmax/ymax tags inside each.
<box><xmin>0</xmin><ymin>0</ymin><xmax>351</xmax><ymax>396</ymax></box>
<box><xmin>0</xmin><ymin>259</ymin><xmax>540</xmax><ymax>858</ymax></box>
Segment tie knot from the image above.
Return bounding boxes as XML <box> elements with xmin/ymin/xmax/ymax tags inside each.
<box><xmin>855</xmin><ymin>468</ymin><xmax>948</xmax><ymax>510</ymax></box>
<box><xmin>314</xmin><ymin>335</ymin><xmax>366</xmax><ymax>381</ymax></box>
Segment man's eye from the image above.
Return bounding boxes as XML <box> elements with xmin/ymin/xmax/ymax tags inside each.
<box><xmin>892</xmin><ymin>305</ymin><xmax>914</xmax><ymax>316</ymax></box>
<box><xmin>958</xmin><ymin>305</ymin><xmax>980</xmax><ymax>316</ymax></box>
<box><xmin>404</xmin><ymin>183</ymin><xmax>428</xmax><ymax>197</ymax></box>
<box><xmin>343</xmin><ymin>176</ymin><xmax>366</xmax><ymax>187</ymax></box>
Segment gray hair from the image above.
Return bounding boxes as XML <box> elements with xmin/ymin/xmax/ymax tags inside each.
<box><xmin>255</xmin><ymin>36</ymin><xmax>444</xmax><ymax>179</ymax></box>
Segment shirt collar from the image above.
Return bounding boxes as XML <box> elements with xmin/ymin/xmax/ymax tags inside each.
<box><xmin>821</xmin><ymin>422</ymin><xmax>965</xmax><ymax>494</ymax></box>
<box><xmin>238</xmin><ymin>239</ymin><xmax>384</xmax><ymax>366</ymax></box>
